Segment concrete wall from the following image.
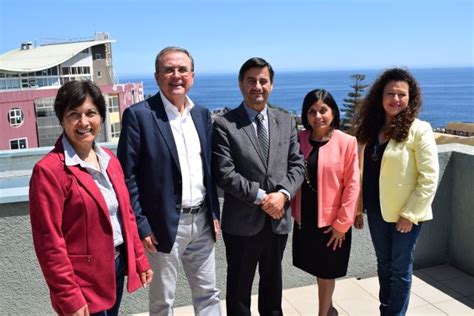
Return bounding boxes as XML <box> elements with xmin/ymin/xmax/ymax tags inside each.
<box><xmin>449</xmin><ymin>146</ymin><xmax>474</xmax><ymax>275</ymax></box>
<box><xmin>0</xmin><ymin>144</ymin><xmax>473</xmax><ymax>314</ymax></box>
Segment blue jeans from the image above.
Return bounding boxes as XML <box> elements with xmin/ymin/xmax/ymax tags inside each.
<box><xmin>91</xmin><ymin>248</ymin><xmax>127</xmax><ymax>316</ymax></box>
<box><xmin>367</xmin><ymin>209</ymin><xmax>422</xmax><ymax>316</ymax></box>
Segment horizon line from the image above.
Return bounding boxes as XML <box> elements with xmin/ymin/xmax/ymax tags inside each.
<box><xmin>118</xmin><ymin>65</ymin><xmax>474</xmax><ymax>79</ymax></box>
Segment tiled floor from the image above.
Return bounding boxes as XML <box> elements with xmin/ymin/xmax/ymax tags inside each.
<box><xmin>131</xmin><ymin>265</ymin><xmax>474</xmax><ymax>315</ymax></box>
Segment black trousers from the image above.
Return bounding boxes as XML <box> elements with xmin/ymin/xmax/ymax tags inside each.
<box><xmin>223</xmin><ymin>217</ymin><xmax>288</xmax><ymax>316</ymax></box>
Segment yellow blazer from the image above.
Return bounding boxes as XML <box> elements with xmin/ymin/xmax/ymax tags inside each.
<box><xmin>358</xmin><ymin>119</ymin><xmax>439</xmax><ymax>224</ymax></box>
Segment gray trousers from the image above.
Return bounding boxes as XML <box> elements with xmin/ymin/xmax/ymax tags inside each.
<box><xmin>147</xmin><ymin>206</ymin><xmax>221</xmax><ymax>316</ymax></box>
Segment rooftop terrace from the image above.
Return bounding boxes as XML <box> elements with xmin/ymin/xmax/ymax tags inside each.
<box><xmin>0</xmin><ymin>143</ymin><xmax>473</xmax><ymax>314</ymax></box>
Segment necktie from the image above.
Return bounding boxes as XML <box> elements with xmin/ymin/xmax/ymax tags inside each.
<box><xmin>255</xmin><ymin>113</ymin><xmax>269</xmax><ymax>163</ymax></box>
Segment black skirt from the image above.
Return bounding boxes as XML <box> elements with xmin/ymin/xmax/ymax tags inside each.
<box><xmin>292</xmin><ymin>139</ymin><xmax>351</xmax><ymax>279</ymax></box>
<box><xmin>292</xmin><ymin>215</ymin><xmax>352</xmax><ymax>279</ymax></box>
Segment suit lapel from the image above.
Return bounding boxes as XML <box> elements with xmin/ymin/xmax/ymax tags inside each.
<box><xmin>236</xmin><ymin>104</ymin><xmax>267</xmax><ymax>166</ymax></box>
<box><xmin>106</xmin><ymin>161</ymin><xmax>129</xmax><ymax>224</ymax></box>
<box><xmin>67</xmin><ymin>165</ymin><xmax>111</xmax><ymax>221</ymax></box>
<box><xmin>54</xmin><ymin>137</ymin><xmax>110</xmax><ymax>221</ymax></box>
<box><xmin>149</xmin><ymin>93</ymin><xmax>181</xmax><ymax>173</ymax></box>
<box><xmin>267</xmin><ymin>107</ymin><xmax>280</xmax><ymax>169</ymax></box>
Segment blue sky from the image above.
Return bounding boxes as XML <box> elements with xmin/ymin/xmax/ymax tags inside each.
<box><xmin>0</xmin><ymin>0</ymin><xmax>472</xmax><ymax>77</ymax></box>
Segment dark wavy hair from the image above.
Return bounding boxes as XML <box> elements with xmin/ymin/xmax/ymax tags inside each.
<box><xmin>353</xmin><ymin>68</ymin><xmax>422</xmax><ymax>143</ymax></box>
<box><xmin>301</xmin><ymin>89</ymin><xmax>340</xmax><ymax>130</ymax></box>
<box><xmin>54</xmin><ymin>80</ymin><xmax>106</xmax><ymax>123</ymax></box>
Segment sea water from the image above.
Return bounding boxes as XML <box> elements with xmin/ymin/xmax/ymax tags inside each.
<box><xmin>122</xmin><ymin>67</ymin><xmax>474</xmax><ymax>128</ymax></box>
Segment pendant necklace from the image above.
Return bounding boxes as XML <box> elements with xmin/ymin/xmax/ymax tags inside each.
<box><xmin>304</xmin><ymin>159</ymin><xmax>317</xmax><ymax>193</ymax></box>
<box><xmin>371</xmin><ymin>138</ymin><xmax>380</xmax><ymax>161</ymax></box>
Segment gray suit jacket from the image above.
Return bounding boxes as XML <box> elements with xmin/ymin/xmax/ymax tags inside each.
<box><xmin>212</xmin><ymin>103</ymin><xmax>304</xmax><ymax>236</ymax></box>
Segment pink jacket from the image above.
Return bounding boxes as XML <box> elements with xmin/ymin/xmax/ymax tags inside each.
<box><xmin>291</xmin><ymin>129</ymin><xmax>360</xmax><ymax>233</ymax></box>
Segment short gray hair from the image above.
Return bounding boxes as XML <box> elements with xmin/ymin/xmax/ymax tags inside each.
<box><xmin>155</xmin><ymin>46</ymin><xmax>194</xmax><ymax>73</ymax></box>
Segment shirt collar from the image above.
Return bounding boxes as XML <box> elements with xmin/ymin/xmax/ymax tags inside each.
<box><xmin>243</xmin><ymin>102</ymin><xmax>268</xmax><ymax>122</ymax></box>
<box><xmin>160</xmin><ymin>92</ymin><xmax>194</xmax><ymax>118</ymax></box>
<box><xmin>62</xmin><ymin>135</ymin><xmax>110</xmax><ymax>171</ymax></box>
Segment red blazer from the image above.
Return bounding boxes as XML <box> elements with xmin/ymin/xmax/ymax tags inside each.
<box><xmin>29</xmin><ymin>136</ymin><xmax>150</xmax><ymax>314</ymax></box>
<box><xmin>291</xmin><ymin>130</ymin><xmax>360</xmax><ymax>233</ymax></box>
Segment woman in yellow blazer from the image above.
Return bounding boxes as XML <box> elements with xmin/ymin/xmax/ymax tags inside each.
<box><xmin>353</xmin><ymin>68</ymin><xmax>439</xmax><ymax>316</ymax></box>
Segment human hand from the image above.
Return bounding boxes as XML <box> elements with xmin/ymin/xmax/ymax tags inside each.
<box><xmin>65</xmin><ymin>304</ymin><xmax>89</xmax><ymax>316</ymax></box>
<box><xmin>142</xmin><ymin>233</ymin><xmax>158</xmax><ymax>253</ymax></box>
<box><xmin>140</xmin><ymin>269</ymin><xmax>153</xmax><ymax>288</ymax></box>
<box><xmin>213</xmin><ymin>219</ymin><xmax>221</xmax><ymax>240</ymax></box>
<box><xmin>354</xmin><ymin>214</ymin><xmax>364</xmax><ymax>230</ymax></box>
<box><xmin>261</xmin><ymin>192</ymin><xmax>286</xmax><ymax>219</ymax></box>
<box><xmin>396</xmin><ymin>216</ymin><xmax>413</xmax><ymax>234</ymax></box>
<box><xmin>324</xmin><ymin>226</ymin><xmax>345</xmax><ymax>251</ymax></box>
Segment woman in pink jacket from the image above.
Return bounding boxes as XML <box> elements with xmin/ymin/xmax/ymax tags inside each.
<box><xmin>292</xmin><ymin>89</ymin><xmax>360</xmax><ymax>316</ymax></box>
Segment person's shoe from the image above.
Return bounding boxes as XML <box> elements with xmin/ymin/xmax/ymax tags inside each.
<box><xmin>328</xmin><ymin>305</ymin><xmax>339</xmax><ymax>316</ymax></box>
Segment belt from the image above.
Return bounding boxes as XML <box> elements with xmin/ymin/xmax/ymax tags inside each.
<box><xmin>181</xmin><ymin>201</ymin><xmax>205</xmax><ymax>214</ymax></box>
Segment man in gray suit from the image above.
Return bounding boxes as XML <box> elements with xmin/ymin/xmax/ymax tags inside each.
<box><xmin>212</xmin><ymin>57</ymin><xmax>305</xmax><ymax>316</ymax></box>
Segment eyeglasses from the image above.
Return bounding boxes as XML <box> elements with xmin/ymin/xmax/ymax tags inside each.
<box><xmin>160</xmin><ymin>66</ymin><xmax>192</xmax><ymax>77</ymax></box>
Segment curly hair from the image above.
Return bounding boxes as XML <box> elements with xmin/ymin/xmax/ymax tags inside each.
<box><xmin>353</xmin><ymin>68</ymin><xmax>422</xmax><ymax>144</ymax></box>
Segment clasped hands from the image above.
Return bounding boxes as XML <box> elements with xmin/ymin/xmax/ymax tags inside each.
<box><xmin>261</xmin><ymin>192</ymin><xmax>287</xmax><ymax>219</ymax></box>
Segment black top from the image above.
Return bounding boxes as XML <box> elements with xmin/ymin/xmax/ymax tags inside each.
<box><xmin>362</xmin><ymin>139</ymin><xmax>388</xmax><ymax>215</ymax></box>
<box><xmin>301</xmin><ymin>139</ymin><xmax>328</xmax><ymax>227</ymax></box>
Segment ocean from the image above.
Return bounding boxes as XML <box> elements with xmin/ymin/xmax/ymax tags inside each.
<box><xmin>121</xmin><ymin>67</ymin><xmax>474</xmax><ymax>128</ymax></box>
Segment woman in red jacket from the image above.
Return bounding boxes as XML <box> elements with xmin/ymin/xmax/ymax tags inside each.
<box><xmin>292</xmin><ymin>89</ymin><xmax>360</xmax><ymax>316</ymax></box>
<box><xmin>29</xmin><ymin>80</ymin><xmax>153</xmax><ymax>316</ymax></box>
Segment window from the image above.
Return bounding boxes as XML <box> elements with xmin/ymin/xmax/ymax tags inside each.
<box><xmin>95</xmin><ymin>53</ymin><xmax>102</xmax><ymax>59</ymax></box>
<box><xmin>7</xmin><ymin>79</ymin><xmax>20</xmax><ymax>89</ymax></box>
<box><xmin>8</xmin><ymin>108</ymin><xmax>24</xmax><ymax>127</ymax></box>
<box><xmin>111</xmin><ymin>122</ymin><xmax>121</xmax><ymax>138</ymax></box>
<box><xmin>35</xmin><ymin>97</ymin><xmax>55</xmax><ymax>117</ymax></box>
<box><xmin>10</xmin><ymin>138</ymin><xmax>28</xmax><ymax>150</ymax></box>
<box><xmin>97</xmin><ymin>71</ymin><xmax>102</xmax><ymax>78</ymax></box>
<box><xmin>21</xmin><ymin>79</ymin><xmax>29</xmax><ymax>88</ymax></box>
<box><xmin>108</xmin><ymin>95</ymin><xmax>119</xmax><ymax>113</ymax></box>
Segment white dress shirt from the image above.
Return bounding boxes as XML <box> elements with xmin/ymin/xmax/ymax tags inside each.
<box><xmin>160</xmin><ymin>93</ymin><xmax>206</xmax><ymax>208</ymax></box>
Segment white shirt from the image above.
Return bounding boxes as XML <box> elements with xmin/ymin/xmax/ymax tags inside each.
<box><xmin>160</xmin><ymin>93</ymin><xmax>206</xmax><ymax>208</ymax></box>
<box><xmin>62</xmin><ymin>136</ymin><xmax>124</xmax><ymax>247</ymax></box>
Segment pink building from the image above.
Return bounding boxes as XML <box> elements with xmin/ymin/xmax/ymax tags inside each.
<box><xmin>0</xmin><ymin>33</ymin><xmax>143</xmax><ymax>150</ymax></box>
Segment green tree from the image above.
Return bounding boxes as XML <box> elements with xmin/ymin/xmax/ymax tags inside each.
<box><xmin>341</xmin><ymin>74</ymin><xmax>368</xmax><ymax>132</ymax></box>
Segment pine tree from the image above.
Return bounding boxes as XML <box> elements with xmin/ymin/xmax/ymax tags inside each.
<box><xmin>341</xmin><ymin>74</ymin><xmax>368</xmax><ymax>132</ymax></box>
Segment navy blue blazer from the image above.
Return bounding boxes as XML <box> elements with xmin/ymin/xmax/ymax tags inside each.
<box><xmin>117</xmin><ymin>92</ymin><xmax>220</xmax><ymax>253</ymax></box>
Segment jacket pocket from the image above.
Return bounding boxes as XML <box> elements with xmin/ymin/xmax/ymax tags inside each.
<box><xmin>68</xmin><ymin>255</ymin><xmax>94</xmax><ymax>288</ymax></box>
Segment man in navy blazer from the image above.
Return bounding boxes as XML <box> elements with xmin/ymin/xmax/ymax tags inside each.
<box><xmin>117</xmin><ymin>47</ymin><xmax>221</xmax><ymax>315</ymax></box>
